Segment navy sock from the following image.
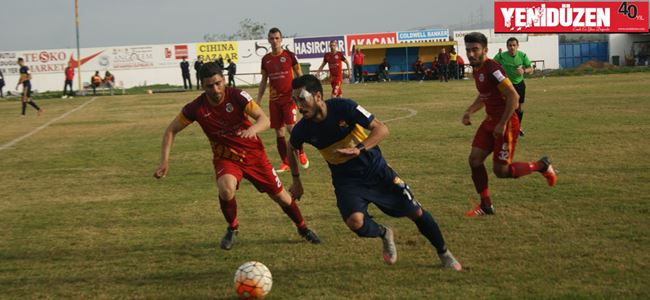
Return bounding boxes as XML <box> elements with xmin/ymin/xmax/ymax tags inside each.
<box><xmin>414</xmin><ymin>209</ymin><xmax>447</xmax><ymax>254</ymax></box>
<box><xmin>352</xmin><ymin>214</ymin><xmax>383</xmax><ymax>238</ymax></box>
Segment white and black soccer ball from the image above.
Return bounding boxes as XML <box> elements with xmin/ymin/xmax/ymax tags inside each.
<box><xmin>234</xmin><ymin>261</ymin><xmax>272</xmax><ymax>299</ymax></box>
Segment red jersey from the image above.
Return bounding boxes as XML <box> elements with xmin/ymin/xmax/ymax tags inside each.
<box><xmin>323</xmin><ymin>51</ymin><xmax>347</xmax><ymax>78</ymax></box>
<box><xmin>261</xmin><ymin>50</ymin><xmax>298</xmax><ymax>102</ymax></box>
<box><xmin>353</xmin><ymin>52</ymin><xmax>364</xmax><ymax>65</ymax></box>
<box><xmin>472</xmin><ymin>58</ymin><xmax>513</xmax><ymax>120</ymax></box>
<box><xmin>65</xmin><ymin>67</ymin><xmax>74</xmax><ymax>80</ymax></box>
<box><xmin>179</xmin><ymin>87</ymin><xmax>266</xmax><ymax>163</ymax></box>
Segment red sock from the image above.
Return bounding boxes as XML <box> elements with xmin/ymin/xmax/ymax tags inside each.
<box><xmin>276</xmin><ymin>136</ymin><xmax>288</xmax><ymax>164</ymax></box>
<box><xmin>480</xmin><ymin>188</ymin><xmax>491</xmax><ymax>207</ymax></box>
<box><xmin>281</xmin><ymin>199</ymin><xmax>306</xmax><ymax>230</ymax></box>
<box><xmin>219</xmin><ymin>196</ymin><xmax>239</xmax><ymax>229</ymax></box>
<box><xmin>471</xmin><ymin>165</ymin><xmax>491</xmax><ymax>207</ymax></box>
<box><xmin>509</xmin><ymin>161</ymin><xmax>544</xmax><ymax>178</ymax></box>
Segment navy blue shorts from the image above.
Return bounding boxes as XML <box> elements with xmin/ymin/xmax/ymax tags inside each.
<box><xmin>334</xmin><ymin>165</ymin><xmax>421</xmax><ymax>220</ymax></box>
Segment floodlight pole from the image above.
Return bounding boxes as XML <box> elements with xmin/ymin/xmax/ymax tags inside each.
<box><xmin>75</xmin><ymin>0</ymin><xmax>82</xmax><ymax>92</ymax></box>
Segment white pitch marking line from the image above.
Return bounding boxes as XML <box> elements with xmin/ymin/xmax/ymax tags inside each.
<box><xmin>0</xmin><ymin>97</ymin><xmax>98</xmax><ymax>151</ymax></box>
<box><xmin>382</xmin><ymin>107</ymin><xmax>418</xmax><ymax>123</ymax></box>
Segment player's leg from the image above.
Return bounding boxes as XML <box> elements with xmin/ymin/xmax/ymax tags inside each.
<box><xmin>492</xmin><ymin>117</ymin><xmax>557</xmax><ymax>186</ymax></box>
<box><xmin>283</xmin><ymin>102</ymin><xmax>309</xmax><ymax>169</ymax></box>
<box><xmin>466</xmin><ymin>121</ymin><xmax>495</xmax><ymax>216</ymax></box>
<box><xmin>514</xmin><ymin>81</ymin><xmax>526</xmax><ymax>135</ymax></box>
<box><xmin>26</xmin><ymin>86</ymin><xmax>41</xmax><ymax>114</ymax></box>
<box><xmin>244</xmin><ymin>157</ymin><xmax>320</xmax><ymax>244</ymax></box>
<box><xmin>214</xmin><ymin>160</ymin><xmax>243</xmax><ymax>250</ymax></box>
<box><xmin>268</xmin><ymin>101</ymin><xmax>290</xmax><ymax>171</ymax></box>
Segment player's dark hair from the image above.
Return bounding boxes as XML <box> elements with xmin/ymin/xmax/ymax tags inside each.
<box><xmin>199</xmin><ymin>62</ymin><xmax>224</xmax><ymax>79</ymax></box>
<box><xmin>464</xmin><ymin>32</ymin><xmax>488</xmax><ymax>48</ymax></box>
<box><xmin>17</xmin><ymin>57</ymin><xmax>24</xmax><ymax>62</ymax></box>
<box><xmin>507</xmin><ymin>37</ymin><xmax>519</xmax><ymax>45</ymax></box>
<box><xmin>268</xmin><ymin>27</ymin><xmax>282</xmax><ymax>37</ymax></box>
<box><xmin>292</xmin><ymin>75</ymin><xmax>322</xmax><ymax>96</ymax></box>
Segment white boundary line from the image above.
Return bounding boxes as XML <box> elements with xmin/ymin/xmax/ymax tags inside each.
<box><xmin>0</xmin><ymin>97</ymin><xmax>98</xmax><ymax>151</ymax></box>
<box><xmin>382</xmin><ymin>107</ymin><xmax>418</xmax><ymax>123</ymax></box>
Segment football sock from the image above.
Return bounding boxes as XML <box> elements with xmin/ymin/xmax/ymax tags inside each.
<box><xmin>509</xmin><ymin>161</ymin><xmax>544</xmax><ymax>178</ymax></box>
<box><xmin>353</xmin><ymin>214</ymin><xmax>383</xmax><ymax>238</ymax></box>
<box><xmin>414</xmin><ymin>209</ymin><xmax>447</xmax><ymax>254</ymax></box>
<box><xmin>281</xmin><ymin>199</ymin><xmax>307</xmax><ymax>230</ymax></box>
<box><xmin>276</xmin><ymin>136</ymin><xmax>288</xmax><ymax>164</ymax></box>
<box><xmin>517</xmin><ymin>110</ymin><xmax>524</xmax><ymax>124</ymax></box>
<box><xmin>219</xmin><ymin>196</ymin><xmax>239</xmax><ymax>230</ymax></box>
<box><xmin>22</xmin><ymin>102</ymin><xmax>27</xmax><ymax>115</ymax></box>
<box><xmin>28</xmin><ymin>101</ymin><xmax>40</xmax><ymax>111</ymax></box>
<box><xmin>471</xmin><ymin>165</ymin><xmax>491</xmax><ymax>207</ymax></box>
<box><xmin>480</xmin><ymin>189</ymin><xmax>492</xmax><ymax>207</ymax></box>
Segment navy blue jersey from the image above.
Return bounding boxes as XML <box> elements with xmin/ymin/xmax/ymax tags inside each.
<box><xmin>20</xmin><ymin>66</ymin><xmax>31</xmax><ymax>85</ymax></box>
<box><xmin>290</xmin><ymin>99</ymin><xmax>388</xmax><ymax>183</ymax></box>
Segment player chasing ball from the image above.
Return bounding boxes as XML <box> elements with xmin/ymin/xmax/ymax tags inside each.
<box><xmin>154</xmin><ymin>62</ymin><xmax>321</xmax><ymax>250</ymax></box>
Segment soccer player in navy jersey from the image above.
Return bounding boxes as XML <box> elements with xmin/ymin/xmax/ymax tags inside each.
<box><xmin>285</xmin><ymin>74</ymin><xmax>461</xmax><ymax>270</ymax></box>
<box><xmin>462</xmin><ymin>32</ymin><xmax>557</xmax><ymax>217</ymax></box>
<box><xmin>16</xmin><ymin>58</ymin><xmax>42</xmax><ymax>116</ymax></box>
<box><xmin>153</xmin><ymin>63</ymin><xmax>320</xmax><ymax>250</ymax></box>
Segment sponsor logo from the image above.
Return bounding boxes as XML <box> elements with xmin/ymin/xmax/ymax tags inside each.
<box><xmin>494</xmin><ymin>1</ymin><xmax>649</xmax><ymax>33</ymax></box>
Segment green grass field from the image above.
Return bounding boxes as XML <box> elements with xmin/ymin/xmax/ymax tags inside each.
<box><xmin>1</xmin><ymin>73</ymin><xmax>649</xmax><ymax>299</ymax></box>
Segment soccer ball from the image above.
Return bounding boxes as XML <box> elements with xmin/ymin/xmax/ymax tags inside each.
<box><xmin>234</xmin><ymin>261</ymin><xmax>272</xmax><ymax>299</ymax></box>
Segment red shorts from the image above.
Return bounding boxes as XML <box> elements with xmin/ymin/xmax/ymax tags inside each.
<box><xmin>330</xmin><ymin>77</ymin><xmax>342</xmax><ymax>97</ymax></box>
<box><xmin>471</xmin><ymin>114</ymin><xmax>520</xmax><ymax>165</ymax></box>
<box><xmin>212</xmin><ymin>156</ymin><xmax>283</xmax><ymax>195</ymax></box>
<box><xmin>269</xmin><ymin>99</ymin><xmax>297</xmax><ymax>129</ymax></box>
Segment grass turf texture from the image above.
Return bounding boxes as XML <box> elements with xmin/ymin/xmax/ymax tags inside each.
<box><xmin>1</xmin><ymin>73</ymin><xmax>649</xmax><ymax>299</ymax></box>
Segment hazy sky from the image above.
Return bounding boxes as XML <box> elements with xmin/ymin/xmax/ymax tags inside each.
<box><xmin>1</xmin><ymin>0</ymin><xmax>493</xmax><ymax>51</ymax></box>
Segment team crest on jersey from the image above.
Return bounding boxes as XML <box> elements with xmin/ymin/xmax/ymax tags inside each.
<box><xmin>479</xmin><ymin>73</ymin><xmax>485</xmax><ymax>82</ymax></box>
<box><xmin>280</xmin><ymin>57</ymin><xmax>286</xmax><ymax>63</ymax></box>
<box><xmin>225</xmin><ymin>103</ymin><xmax>234</xmax><ymax>113</ymax></box>
<box><xmin>338</xmin><ymin>120</ymin><xmax>348</xmax><ymax>128</ymax></box>
<box><xmin>334</xmin><ymin>54</ymin><xmax>339</xmax><ymax>60</ymax></box>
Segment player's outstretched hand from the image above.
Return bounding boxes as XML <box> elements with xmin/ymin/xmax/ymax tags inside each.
<box><xmin>153</xmin><ymin>164</ymin><xmax>168</xmax><ymax>179</ymax></box>
<box><xmin>462</xmin><ymin>112</ymin><xmax>472</xmax><ymax>126</ymax></box>
<box><xmin>336</xmin><ymin>147</ymin><xmax>361</xmax><ymax>157</ymax></box>
<box><xmin>289</xmin><ymin>183</ymin><xmax>304</xmax><ymax>201</ymax></box>
<box><xmin>238</xmin><ymin>129</ymin><xmax>257</xmax><ymax>139</ymax></box>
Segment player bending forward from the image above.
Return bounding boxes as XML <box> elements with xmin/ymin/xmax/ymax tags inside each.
<box><xmin>154</xmin><ymin>63</ymin><xmax>320</xmax><ymax>250</ymax></box>
<box><xmin>286</xmin><ymin>74</ymin><xmax>461</xmax><ymax>271</ymax></box>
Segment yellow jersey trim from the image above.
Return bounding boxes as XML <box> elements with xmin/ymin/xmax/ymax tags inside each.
<box><xmin>317</xmin><ymin>124</ymin><xmax>368</xmax><ymax>165</ymax></box>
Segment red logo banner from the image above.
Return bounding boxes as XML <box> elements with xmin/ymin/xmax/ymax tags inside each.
<box><xmin>494</xmin><ymin>1</ymin><xmax>649</xmax><ymax>33</ymax></box>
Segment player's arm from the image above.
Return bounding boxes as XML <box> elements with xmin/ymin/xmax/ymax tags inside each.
<box><xmin>256</xmin><ymin>69</ymin><xmax>268</xmax><ymax>106</ymax></box>
<box><xmin>462</xmin><ymin>95</ymin><xmax>485</xmax><ymax>125</ymax></box>
<box><xmin>316</xmin><ymin>59</ymin><xmax>327</xmax><ymax>78</ymax></box>
<box><xmin>153</xmin><ymin>115</ymin><xmax>191</xmax><ymax>179</ymax></box>
<box><xmin>343</xmin><ymin>58</ymin><xmax>351</xmax><ymax>79</ymax></box>
<box><xmin>293</xmin><ymin>62</ymin><xmax>303</xmax><ymax>77</ymax></box>
<box><xmin>239</xmin><ymin>102</ymin><xmax>270</xmax><ymax>139</ymax></box>
<box><xmin>287</xmin><ymin>142</ymin><xmax>303</xmax><ymax>199</ymax></box>
<box><xmin>336</xmin><ymin>118</ymin><xmax>389</xmax><ymax>157</ymax></box>
<box><xmin>495</xmin><ymin>81</ymin><xmax>520</xmax><ymax>137</ymax></box>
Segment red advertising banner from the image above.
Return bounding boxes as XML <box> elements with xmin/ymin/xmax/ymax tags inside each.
<box><xmin>345</xmin><ymin>32</ymin><xmax>397</xmax><ymax>55</ymax></box>
<box><xmin>495</xmin><ymin>1</ymin><xmax>649</xmax><ymax>33</ymax></box>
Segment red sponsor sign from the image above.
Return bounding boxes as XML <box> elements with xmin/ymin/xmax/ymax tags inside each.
<box><xmin>495</xmin><ymin>1</ymin><xmax>649</xmax><ymax>33</ymax></box>
<box><xmin>346</xmin><ymin>32</ymin><xmax>397</xmax><ymax>55</ymax></box>
<box><xmin>174</xmin><ymin>45</ymin><xmax>188</xmax><ymax>59</ymax></box>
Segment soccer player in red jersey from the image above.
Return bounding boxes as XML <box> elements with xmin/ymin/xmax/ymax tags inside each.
<box><xmin>461</xmin><ymin>32</ymin><xmax>557</xmax><ymax>217</ymax></box>
<box><xmin>316</xmin><ymin>40</ymin><xmax>351</xmax><ymax>98</ymax></box>
<box><xmin>256</xmin><ymin>27</ymin><xmax>309</xmax><ymax>173</ymax></box>
<box><xmin>154</xmin><ymin>62</ymin><xmax>321</xmax><ymax>249</ymax></box>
